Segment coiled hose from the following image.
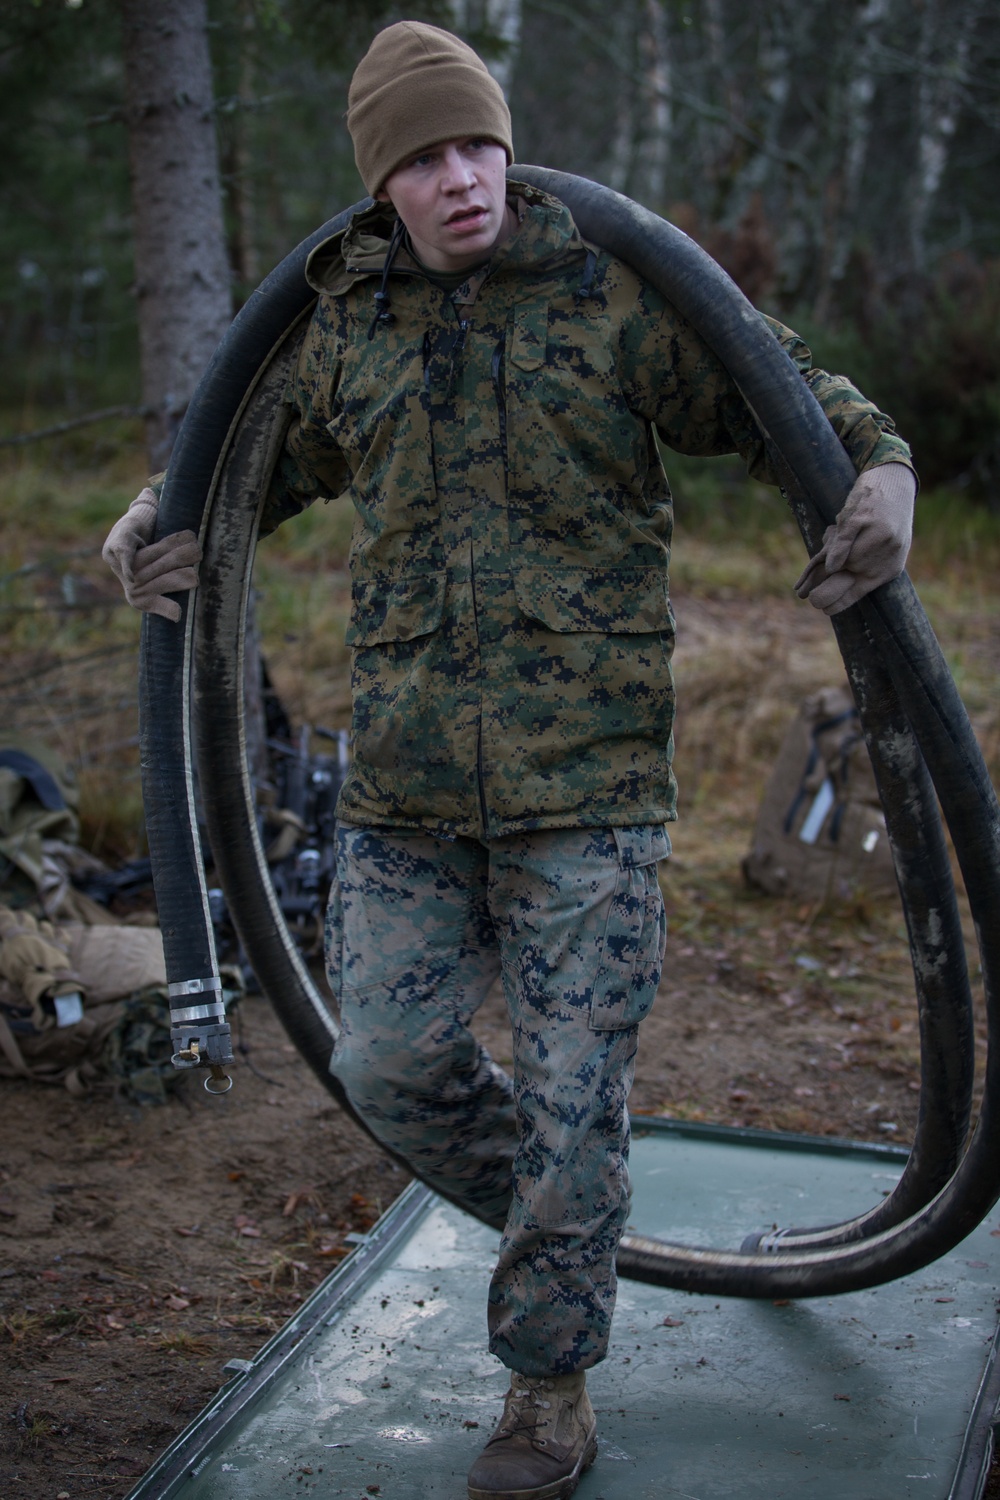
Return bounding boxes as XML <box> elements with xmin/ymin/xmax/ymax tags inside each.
<box><xmin>139</xmin><ymin>168</ymin><xmax>999</xmax><ymax>1296</ymax></box>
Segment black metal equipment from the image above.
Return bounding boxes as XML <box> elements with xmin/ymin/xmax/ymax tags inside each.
<box><xmin>138</xmin><ymin>168</ymin><xmax>1000</xmax><ymax>1296</ymax></box>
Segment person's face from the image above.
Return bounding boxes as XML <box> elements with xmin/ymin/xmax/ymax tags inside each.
<box><xmin>377</xmin><ymin>137</ymin><xmax>510</xmax><ymax>273</ymax></box>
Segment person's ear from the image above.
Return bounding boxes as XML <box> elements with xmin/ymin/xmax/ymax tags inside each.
<box><xmin>375</xmin><ymin>188</ymin><xmax>391</xmax><ymax>203</ymax></box>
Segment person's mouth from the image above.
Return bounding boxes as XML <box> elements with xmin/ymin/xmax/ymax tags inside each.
<box><xmin>446</xmin><ymin>205</ymin><xmax>489</xmax><ymax>229</ymax></box>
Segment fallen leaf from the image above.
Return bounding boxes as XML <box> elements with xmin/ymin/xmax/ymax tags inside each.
<box><xmin>164</xmin><ymin>1295</ymin><xmax>190</xmax><ymax>1311</ymax></box>
<box><xmin>772</xmin><ymin>1299</ymin><xmax>791</xmax><ymax>1307</ymax></box>
<box><xmin>834</xmin><ymin>1393</ymin><xmax>851</xmax><ymax>1401</ymax></box>
<box><xmin>228</xmin><ymin>1171</ymin><xmax>245</xmax><ymax>1183</ymax></box>
<box><xmin>662</xmin><ymin>1316</ymin><xmax>685</xmax><ymax>1327</ymax></box>
<box><xmin>283</xmin><ymin>1188</ymin><xmax>318</xmax><ymax>1217</ymax></box>
<box><xmin>935</xmin><ymin>1297</ymin><xmax>955</xmax><ymax>1304</ymax></box>
<box><xmin>173</xmin><ymin>1225</ymin><xmax>201</xmax><ymax>1237</ymax></box>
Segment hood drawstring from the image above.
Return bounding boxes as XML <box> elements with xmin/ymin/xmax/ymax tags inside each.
<box><xmin>367</xmin><ymin>218</ymin><xmax>407</xmax><ymax>340</ymax></box>
<box><xmin>575</xmin><ymin>248</ymin><xmax>598</xmax><ymax>303</ymax></box>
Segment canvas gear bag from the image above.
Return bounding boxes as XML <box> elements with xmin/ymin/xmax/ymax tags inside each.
<box><xmin>0</xmin><ymin>906</ymin><xmax>167</xmax><ymax>1095</ymax></box>
<box><xmin>0</xmin><ymin>742</ymin><xmax>80</xmax><ymax>911</ymax></box>
<box><xmin>0</xmin><ymin>740</ymin><xmax>121</xmax><ymax>922</ymax></box>
<box><xmin>742</xmin><ymin>686</ymin><xmax>898</xmax><ymax>903</ymax></box>
<box><xmin>0</xmin><ymin>740</ymin><xmax>211</xmax><ymax>1101</ymax></box>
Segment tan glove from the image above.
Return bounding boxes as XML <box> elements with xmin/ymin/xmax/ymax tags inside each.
<box><xmin>794</xmin><ymin>463</ymin><xmax>916</xmax><ymax>616</ymax></box>
<box><xmin>102</xmin><ymin>486</ymin><xmax>202</xmax><ymax>624</ymax></box>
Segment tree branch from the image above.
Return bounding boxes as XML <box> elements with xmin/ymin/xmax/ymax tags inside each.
<box><xmin>0</xmin><ymin>406</ymin><xmax>150</xmax><ymax>448</ymax></box>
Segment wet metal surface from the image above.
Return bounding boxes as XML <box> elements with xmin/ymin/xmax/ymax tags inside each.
<box><xmin>128</xmin><ymin>1120</ymin><xmax>1000</xmax><ymax>1500</ymax></box>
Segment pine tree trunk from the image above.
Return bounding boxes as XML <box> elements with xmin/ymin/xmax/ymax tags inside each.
<box><xmin>121</xmin><ymin>0</ymin><xmax>233</xmax><ymax>472</ymax></box>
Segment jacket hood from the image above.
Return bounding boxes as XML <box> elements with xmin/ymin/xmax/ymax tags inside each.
<box><xmin>304</xmin><ymin>181</ymin><xmax>589</xmax><ymax>297</ymax></box>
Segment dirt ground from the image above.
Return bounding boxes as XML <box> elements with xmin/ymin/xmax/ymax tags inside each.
<box><xmin>1</xmin><ymin>555</ymin><xmax>996</xmax><ymax>1498</ymax></box>
<box><xmin>1</xmin><ymin>885</ymin><xmax>983</xmax><ymax>1500</ymax></box>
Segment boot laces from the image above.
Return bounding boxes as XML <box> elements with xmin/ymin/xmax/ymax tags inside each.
<box><xmin>496</xmin><ymin>1379</ymin><xmax>554</xmax><ymax>1444</ymax></box>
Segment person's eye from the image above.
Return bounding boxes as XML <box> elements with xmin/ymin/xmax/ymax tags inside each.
<box><xmin>466</xmin><ymin>138</ymin><xmax>487</xmax><ymax>152</ymax></box>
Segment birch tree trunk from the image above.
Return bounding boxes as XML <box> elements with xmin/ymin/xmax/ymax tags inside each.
<box><xmin>908</xmin><ymin>0</ymin><xmax>983</xmax><ymax>276</ymax></box>
<box><xmin>632</xmin><ymin>0</ymin><xmax>671</xmax><ymax>212</ymax></box>
<box><xmin>811</xmin><ymin>0</ymin><xmax>890</xmax><ymax>322</ymax></box>
<box><xmin>452</xmin><ymin>0</ymin><xmax>523</xmax><ymax>98</ymax></box>
<box><xmin>121</xmin><ymin>0</ymin><xmax>233</xmax><ymax>472</ymax></box>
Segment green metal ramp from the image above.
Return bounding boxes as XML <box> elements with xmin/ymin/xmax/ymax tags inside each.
<box><xmin>127</xmin><ymin>1120</ymin><xmax>1000</xmax><ymax>1500</ymax></box>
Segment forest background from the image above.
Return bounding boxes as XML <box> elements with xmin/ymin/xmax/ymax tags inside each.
<box><xmin>3</xmin><ymin>5</ymin><xmax>1000</xmax><ymax>1494</ymax></box>
<box><xmin>3</xmin><ymin>0</ymin><xmax>1000</xmax><ymax>498</ymax></box>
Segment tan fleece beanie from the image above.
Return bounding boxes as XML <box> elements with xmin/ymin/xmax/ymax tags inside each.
<box><xmin>347</xmin><ymin>21</ymin><xmax>514</xmax><ymax>195</ymax></box>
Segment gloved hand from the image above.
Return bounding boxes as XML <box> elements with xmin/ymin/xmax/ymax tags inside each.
<box><xmin>794</xmin><ymin>462</ymin><xmax>916</xmax><ymax>616</ymax></box>
<box><xmin>102</xmin><ymin>487</ymin><xmax>202</xmax><ymax>624</ymax></box>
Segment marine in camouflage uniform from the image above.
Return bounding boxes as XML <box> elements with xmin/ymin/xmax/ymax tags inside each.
<box><xmin>260</xmin><ymin>182</ymin><xmax>913</xmax><ymax>1376</ymax></box>
<box><xmin>263</xmin><ymin>186</ymin><xmax>911</xmax><ymax>837</ymax></box>
<box><xmin>99</xmin><ymin>17</ymin><xmax>918</xmax><ymax>1494</ymax></box>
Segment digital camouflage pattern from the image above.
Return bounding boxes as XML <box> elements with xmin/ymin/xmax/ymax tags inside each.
<box><xmin>263</xmin><ymin>184</ymin><xmax>913</xmax><ymax>839</ymax></box>
<box><xmin>326</xmin><ymin>822</ymin><xmax>669</xmax><ymax>1374</ymax></box>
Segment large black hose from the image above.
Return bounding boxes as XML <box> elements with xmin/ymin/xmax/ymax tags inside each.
<box><xmin>139</xmin><ymin>206</ymin><xmax>364</xmax><ymax>1084</ymax></box>
<box><xmin>141</xmin><ymin>169</ymin><xmax>1000</xmax><ymax>1297</ymax></box>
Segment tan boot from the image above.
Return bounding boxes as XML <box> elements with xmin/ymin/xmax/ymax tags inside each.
<box><xmin>467</xmin><ymin>1371</ymin><xmax>598</xmax><ymax>1500</ymax></box>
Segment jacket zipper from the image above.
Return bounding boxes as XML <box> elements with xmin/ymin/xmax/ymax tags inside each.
<box><xmin>469</xmin><ymin>406</ymin><xmax>491</xmax><ymax>838</ymax></box>
<box><xmin>427</xmin><ymin>304</ymin><xmax>491</xmax><ymax>835</ymax></box>
<box><xmin>464</xmin><ymin>336</ymin><xmax>510</xmax><ymax>839</ymax></box>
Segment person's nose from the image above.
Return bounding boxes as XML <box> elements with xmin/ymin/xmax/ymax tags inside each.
<box><xmin>440</xmin><ymin>145</ymin><xmax>477</xmax><ymax>192</ymax></box>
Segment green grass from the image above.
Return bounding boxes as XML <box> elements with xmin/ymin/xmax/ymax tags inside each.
<box><xmin>2</xmin><ymin>420</ymin><xmax>998</xmax><ymax>870</ymax></box>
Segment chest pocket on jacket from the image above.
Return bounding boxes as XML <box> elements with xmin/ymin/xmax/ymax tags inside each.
<box><xmin>325</xmin><ymin>387</ymin><xmax>413</xmax><ymax>484</ymax></box>
<box><xmin>325</xmin><ymin>334</ymin><xmax>430</xmax><ymax>489</ymax></box>
<box><xmin>509</xmin><ymin>304</ymin><xmax>547</xmax><ymax>372</ymax></box>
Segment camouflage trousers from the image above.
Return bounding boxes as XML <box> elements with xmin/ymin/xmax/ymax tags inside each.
<box><xmin>325</xmin><ymin>823</ymin><xmax>668</xmax><ymax>1376</ymax></box>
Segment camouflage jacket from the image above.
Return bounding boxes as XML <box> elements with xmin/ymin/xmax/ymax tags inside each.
<box><xmin>263</xmin><ymin>185</ymin><xmax>913</xmax><ymax>839</ymax></box>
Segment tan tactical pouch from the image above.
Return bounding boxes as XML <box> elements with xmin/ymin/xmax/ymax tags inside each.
<box><xmin>0</xmin><ymin>909</ymin><xmax>165</xmax><ymax>1094</ymax></box>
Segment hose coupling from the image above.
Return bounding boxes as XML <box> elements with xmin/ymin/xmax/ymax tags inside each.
<box><xmin>169</xmin><ymin>976</ymin><xmax>234</xmax><ymax>1085</ymax></box>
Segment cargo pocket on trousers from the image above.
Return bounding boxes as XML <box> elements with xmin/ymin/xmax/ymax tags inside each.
<box><xmin>589</xmin><ymin>826</ymin><xmax>669</xmax><ymax>1031</ymax></box>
